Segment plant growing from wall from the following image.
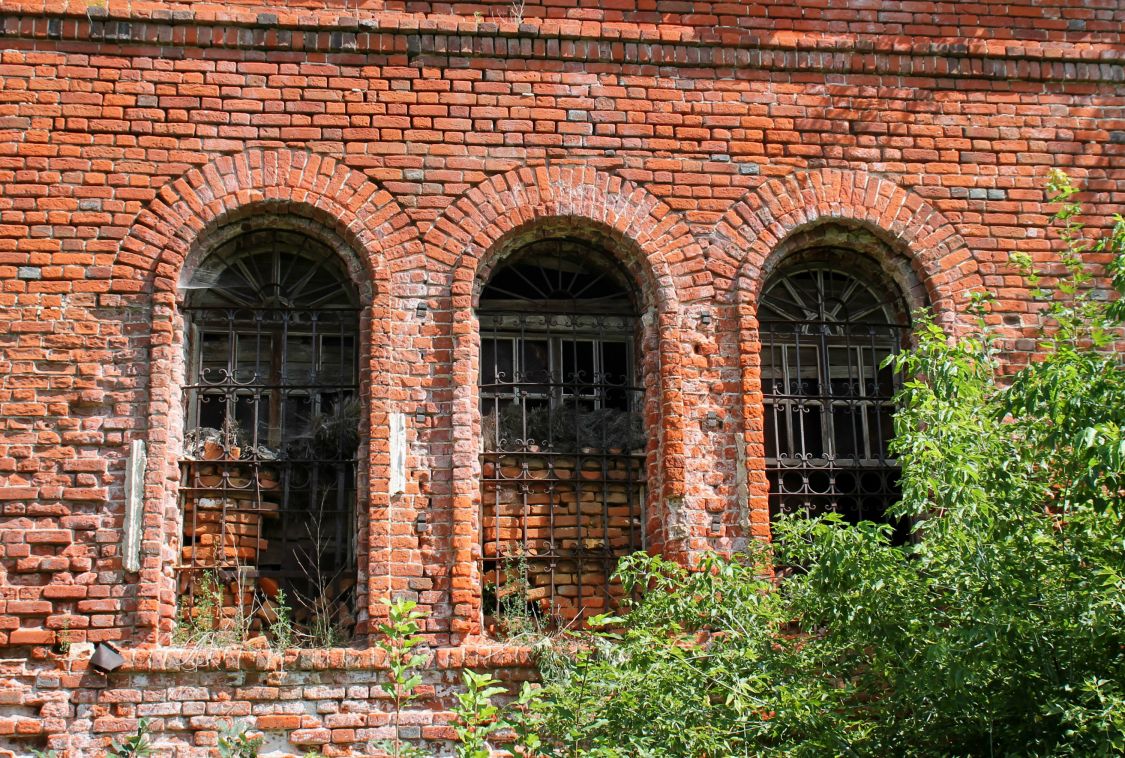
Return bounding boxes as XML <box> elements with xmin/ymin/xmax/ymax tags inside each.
<box><xmin>173</xmin><ymin>560</ymin><xmax>347</xmax><ymax>651</ymax></box>
<box><xmin>375</xmin><ymin>598</ymin><xmax>430</xmax><ymax>758</ymax></box>
<box><xmin>295</xmin><ymin>521</ymin><xmax>351</xmax><ymax>647</ymax></box>
<box><xmin>489</xmin><ymin>0</ymin><xmax>526</xmax><ymax>24</ymax></box>
<box><xmin>173</xmin><ymin>570</ymin><xmax>239</xmax><ymax>647</ymax></box>
<box><xmin>292</xmin><ymin>396</ymin><xmax>361</xmax><ymax>461</ymax></box>
<box><xmin>370</xmin><ymin>599</ymin><xmax>545</xmax><ymax>757</ymax></box>
<box><xmin>267</xmin><ymin>588</ymin><xmax>295</xmax><ymax>652</ymax></box>
<box><xmin>284</xmin><ymin>490</ymin><xmax>356</xmax><ymax>647</ymax></box>
<box><xmin>220</xmin><ymin>414</ymin><xmax>244</xmax><ymax>458</ymax></box>
<box><xmin>485</xmin><ymin>547</ymin><xmax>555</xmax><ymax>640</ymax></box>
<box><xmin>217</xmin><ymin>719</ymin><xmax>262</xmax><ymax>758</ymax></box>
<box><xmin>505</xmin><ymin>682</ymin><xmax>547</xmax><ymax>758</ymax></box>
<box><xmin>51</xmin><ymin>617</ymin><xmax>71</xmax><ymax>656</ymax></box>
<box><xmin>108</xmin><ymin>718</ymin><xmax>155</xmax><ymax>758</ymax></box>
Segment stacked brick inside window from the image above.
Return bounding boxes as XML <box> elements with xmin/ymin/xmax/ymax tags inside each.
<box><xmin>477</xmin><ymin>239</ymin><xmax>647</xmax><ymax>627</ymax></box>
<box><xmin>0</xmin><ymin>0</ymin><xmax>1120</xmax><ymax>754</ymax></box>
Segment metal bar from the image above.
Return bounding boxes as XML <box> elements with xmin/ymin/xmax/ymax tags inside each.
<box><xmin>477</xmin><ymin>246</ymin><xmax>646</xmax><ymax>625</ymax></box>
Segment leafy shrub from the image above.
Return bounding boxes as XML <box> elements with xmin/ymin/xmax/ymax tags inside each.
<box><xmin>452</xmin><ymin>670</ymin><xmax>511</xmax><ymax>758</ymax></box>
<box><xmin>519</xmin><ymin>173</ymin><xmax>1125</xmax><ymax>756</ymax></box>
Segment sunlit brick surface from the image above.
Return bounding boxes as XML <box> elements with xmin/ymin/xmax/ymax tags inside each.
<box><xmin>0</xmin><ymin>0</ymin><xmax>1121</xmax><ymax>753</ymax></box>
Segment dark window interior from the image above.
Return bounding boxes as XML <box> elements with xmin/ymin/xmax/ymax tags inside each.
<box><xmin>178</xmin><ymin>230</ymin><xmax>360</xmax><ymax>645</ymax></box>
<box><xmin>760</xmin><ymin>257</ymin><xmax>909</xmax><ymax>542</ymax></box>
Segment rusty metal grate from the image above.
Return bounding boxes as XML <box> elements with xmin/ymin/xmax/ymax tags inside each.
<box><xmin>178</xmin><ymin>231</ymin><xmax>360</xmax><ymax>644</ymax></box>
<box><xmin>760</xmin><ymin>260</ymin><xmax>909</xmax><ymax>537</ymax></box>
<box><xmin>478</xmin><ymin>239</ymin><xmax>646</xmax><ymax>630</ymax></box>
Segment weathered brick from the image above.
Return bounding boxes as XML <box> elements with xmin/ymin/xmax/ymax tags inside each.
<box><xmin>0</xmin><ymin>0</ymin><xmax>1120</xmax><ymax>754</ymax></box>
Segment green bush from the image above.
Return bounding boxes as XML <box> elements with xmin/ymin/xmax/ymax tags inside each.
<box><xmin>520</xmin><ymin>172</ymin><xmax>1125</xmax><ymax>756</ymax></box>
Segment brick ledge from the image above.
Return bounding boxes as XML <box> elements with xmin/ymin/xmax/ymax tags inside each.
<box><xmin>0</xmin><ymin>3</ymin><xmax>1120</xmax><ymax>72</ymax></box>
<box><xmin>117</xmin><ymin>639</ymin><xmax>537</xmax><ymax>673</ymax></box>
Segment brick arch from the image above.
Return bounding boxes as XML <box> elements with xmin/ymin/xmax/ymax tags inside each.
<box><xmin>422</xmin><ymin>164</ymin><xmax>710</xmax><ymax>308</ymax></box>
<box><xmin>419</xmin><ymin>165</ymin><xmax>710</xmax><ymax>635</ymax></box>
<box><xmin>713</xmin><ymin>168</ymin><xmax>980</xmax><ymax>322</ymax></box>
<box><xmin>113</xmin><ymin>148</ymin><xmax>417</xmax><ymax>644</ymax></box>
<box><xmin>111</xmin><ymin>148</ymin><xmax>414</xmax><ymax>297</ymax></box>
<box><xmin>710</xmin><ymin>168</ymin><xmax>981</xmax><ymax>542</ymax></box>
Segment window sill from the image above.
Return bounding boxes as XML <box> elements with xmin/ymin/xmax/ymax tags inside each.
<box><xmin>104</xmin><ymin>640</ymin><xmax>537</xmax><ymax>674</ymax></box>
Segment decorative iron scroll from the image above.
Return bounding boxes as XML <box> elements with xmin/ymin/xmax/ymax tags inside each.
<box><xmin>478</xmin><ymin>239</ymin><xmax>646</xmax><ymax>630</ymax></box>
<box><xmin>760</xmin><ymin>261</ymin><xmax>909</xmax><ymax>537</ymax></box>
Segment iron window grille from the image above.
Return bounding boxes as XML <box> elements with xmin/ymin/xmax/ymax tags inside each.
<box><xmin>760</xmin><ymin>259</ymin><xmax>909</xmax><ymax>537</ymax></box>
<box><xmin>478</xmin><ymin>239</ymin><xmax>646</xmax><ymax>629</ymax></box>
<box><xmin>178</xmin><ymin>230</ymin><xmax>360</xmax><ymax>643</ymax></box>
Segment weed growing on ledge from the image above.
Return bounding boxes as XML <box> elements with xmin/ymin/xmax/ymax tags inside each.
<box><xmin>172</xmin><ymin>567</ymin><xmax>344</xmax><ymax>651</ymax></box>
<box><xmin>488</xmin><ymin>547</ymin><xmax>555</xmax><ymax>641</ymax></box>
<box><xmin>107</xmin><ymin>718</ymin><xmax>154</xmax><ymax>758</ymax></box>
<box><xmin>172</xmin><ymin>570</ymin><xmax>238</xmax><ymax>647</ymax></box>
<box><xmin>375</xmin><ymin>598</ymin><xmax>430</xmax><ymax>758</ymax></box>
<box><xmin>267</xmin><ymin>588</ymin><xmax>295</xmax><ymax>652</ymax></box>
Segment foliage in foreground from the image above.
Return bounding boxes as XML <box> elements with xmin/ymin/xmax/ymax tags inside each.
<box><xmin>518</xmin><ymin>172</ymin><xmax>1125</xmax><ymax>756</ymax></box>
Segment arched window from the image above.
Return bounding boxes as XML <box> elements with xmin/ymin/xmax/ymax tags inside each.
<box><xmin>760</xmin><ymin>254</ymin><xmax>908</xmax><ymax>535</ymax></box>
<box><xmin>477</xmin><ymin>238</ymin><xmax>646</xmax><ymax>629</ymax></box>
<box><xmin>179</xmin><ymin>229</ymin><xmax>360</xmax><ymax>643</ymax></box>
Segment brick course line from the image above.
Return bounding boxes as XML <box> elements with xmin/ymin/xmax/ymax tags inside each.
<box><xmin>1</xmin><ymin>12</ymin><xmax>1122</xmax><ymax>82</ymax></box>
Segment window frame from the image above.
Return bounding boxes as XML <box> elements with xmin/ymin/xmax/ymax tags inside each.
<box><xmin>760</xmin><ymin>256</ymin><xmax>909</xmax><ymax>532</ymax></box>
<box><xmin>176</xmin><ymin>231</ymin><xmax>363</xmax><ymax>645</ymax></box>
<box><xmin>475</xmin><ymin>238</ymin><xmax>649</xmax><ymax>629</ymax></box>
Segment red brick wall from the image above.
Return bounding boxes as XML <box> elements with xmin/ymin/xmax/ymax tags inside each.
<box><xmin>0</xmin><ymin>0</ymin><xmax>1121</xmax><ymax>753</ymax></box>
<box><xmin>10</xmin><ymin>1</ymin><xmax>1125</xmax><ymax>44</ymax></box>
